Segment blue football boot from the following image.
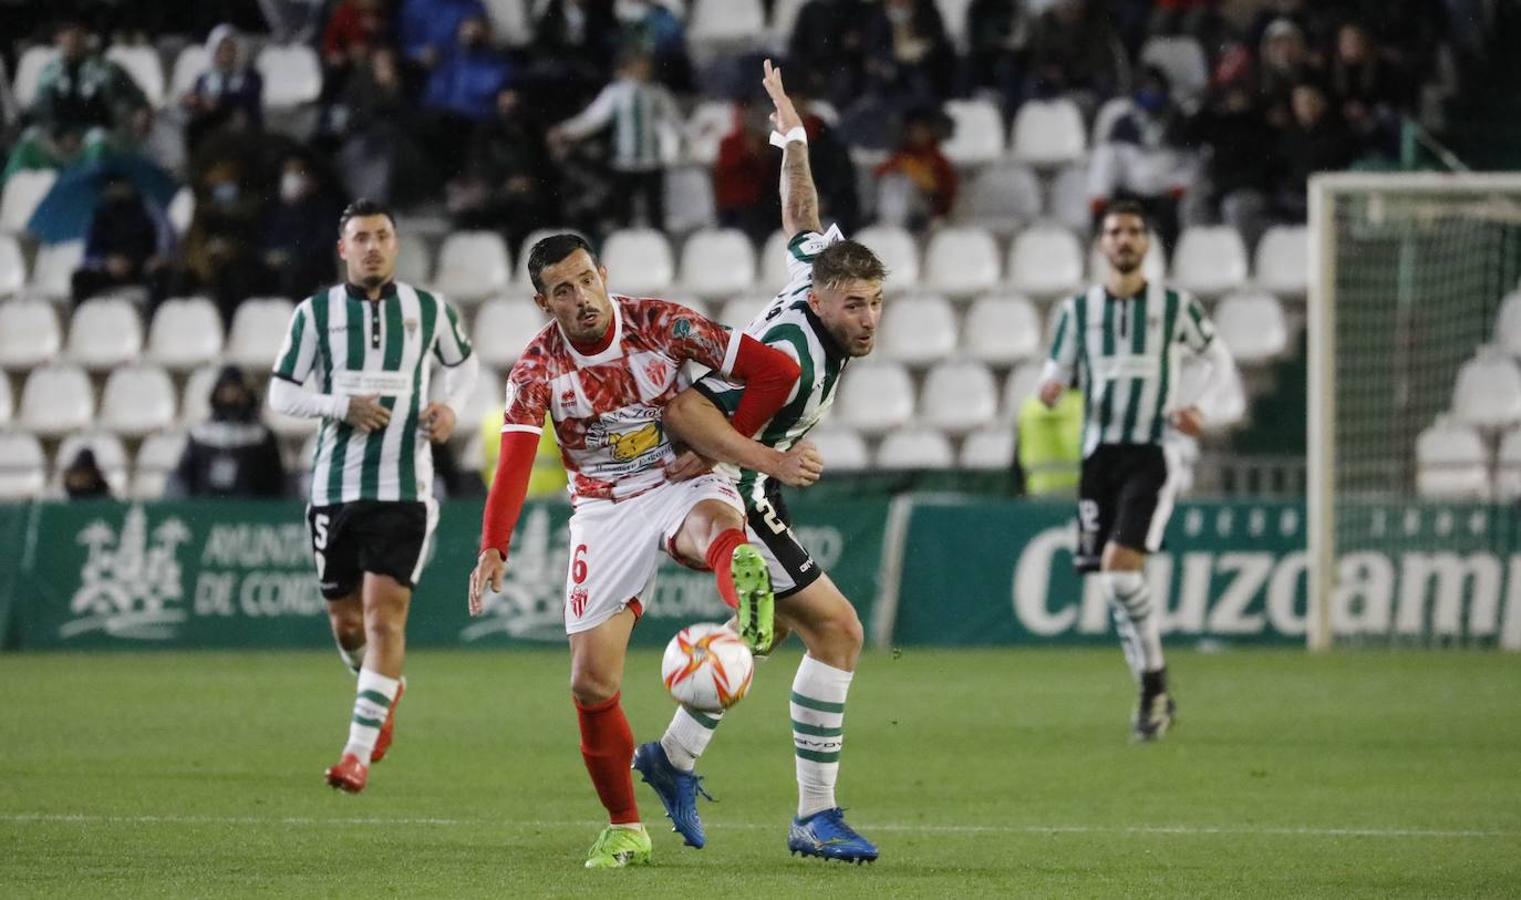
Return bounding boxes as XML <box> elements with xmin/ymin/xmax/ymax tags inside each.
<box><xmin>631</xmin><ymin>741</ymin><xmax>713</xmax><ymax>848</ymax></box>
<box><xmin>787</xmin><ymin>807</ymin><xmax>879</xmax><ymax>863</ymax></box>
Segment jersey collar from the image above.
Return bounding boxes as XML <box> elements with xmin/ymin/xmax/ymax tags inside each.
<box><xmin>801</xmin><ymin>302</ymin><xmax>848</xmax><ymax>363</ymax></box>
<box><xmin>345</xmin><ymin>280</ymin><xmax>398</xmax><ymax>301</ymax></box>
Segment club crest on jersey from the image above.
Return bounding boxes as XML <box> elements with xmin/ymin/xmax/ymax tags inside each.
<box><xmin>569</xmin><ymin>585</ymin><xmax>588</xmax><ymax>618</ymax></box>
<box><xmin>644</xmin><ymin>359</ymin><xmax>669</xmax><ymax>386</ymax></box>
<box><xmin>404</xmin><ymin>317</ymin><xmax>418</xmax><ymax>335</ymax></box>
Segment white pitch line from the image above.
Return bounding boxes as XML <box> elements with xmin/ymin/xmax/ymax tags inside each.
<box><xmin>0</xmin><ymin>814</ymin><xmax>1512</xmax><ymax>839</ymax></box>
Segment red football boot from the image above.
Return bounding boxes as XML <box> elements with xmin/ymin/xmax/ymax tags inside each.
<box><xmin>325</xmin><ymin>753</ymin><xmax>369</xmax><ymax>793</ymax></box>
<box><xmin>370</xmin><ymin>678</ymin><xmax>405</xmax><ymax>763</ymax></box>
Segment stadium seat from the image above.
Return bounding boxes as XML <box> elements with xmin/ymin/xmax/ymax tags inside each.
<box><xmin>514</xmin><ymin>227</ymin><xmax>585</xmax><ymax>290</ymax></box>
<box><xmin>12</xmin><ymin>45</ymin><xmax>57</xmax><ymax>108</ymax></box>
<box><xmin>1172</xmin><ymin>226</ymin><xmax>1249</xmax><ymax>297</ymax></box>
<box><xmin>835</xmin><ymin>361</ymin><xmax>914</xmax><ymax>434</ymax></box>
<box><xmin>131</xmin><ymin>430</ymin><xmax>187</xmax><ymax>499</ymax></box>
<box><xmin>1140</xmin><ymin>36</ymin><xmax>1208</xmax><ymax>111</ymax></box>
<box><xmin>919</xmin><ymin>359</ymin><xmax>998</xmax><ymax>435</ymax></box>
<box><xmin>1001</xmin><ymin>361</ymin><xmax>1045</xmax><ymax>419</ymax></box>
<box><xmin>1214</xmin><ymin>292</ymin><xmax>1288</xmax><ymax>364</ymax></box>
<box><xmin>689</xmin><ymin>0</ymin><xmax>766</xmax><ymax>44</ymax></box>
<box><xmin>923</xmin><ymin>227</ymin><xmax>1000</xmax><ymax>297</ymax></box>
<box><xmin>18</xmin><ymin>364</ymin><xmax>94</xmax><ymax>437</ymax></box>
<box><xmin>878</xmin><ymin>295</ymin><xmax>957</xmax><ymax>366</ymax></box>
<box><xmin>256</xmin><ymin>44</ymin><xmax>322</xmax><ymax>107</ymax></box>
<box><xmin>960</xmin><ymin>425</ymin><xmax>1016</xmax><ymax>470</ymax></box>
<box><xmin>181</xmin><ymin>364</ymin><xmax>220</xmax><ymax>425</ymax></box>
<box><xmin>962</xmin><ymin>294</ymin><xmax>1041</xmax><ymax>365</ymax></box>
<box><xmin>679</xmin><ymin>228</ymin><xmax>756</xmax><ymax>297</ymax></box>
<box><xmin>144</xmin><ymin>301</ymin><xmax>228</xmax><ymax>375</ymax></box>
<box><xmin>482</xmin><ymin>0</ymin><xmax>533</xmax><ymax>45</ymax></box>
<box><xmin>167</xmin><ymin>186</ymin><xmax>195</xmax><ymax>236</ymax></box>
<box><xmin>935</xmin><ymin>0</ymin><xmax>975</xmax><ymax>47</ymax></box>
<box><xmin>683</xmin><ymin>100</ymin><xmax>737</xmax><ymax>166</ymax></box>
<box><xmin>1091</xmin><ymin>97</ymin><xmax>1135</xmax><ymax>145</ymax></box>
<box><xmin>433</xmin><ymin>231</ymin><xmax>510</xmax><ymax>301</ymax></box>
<box><xmin>1451</xmin><ymin>348</ymin><xmax>1521</xmax><ymax>428</ymax></box>
<box><xmin>30</xmin><ymin>241</ymin><xmax>85</xmax><ymax>299</ymax></box>
<box><xmin>1254</xmin><ymin>225</ymin><xmax>1309</xmax><ymax>296</ymax></box>
<box><xmin>0</xmin><ymin>234</ymin><xmax>24</xmax><ymax>296</ymax></box>
<box><xmin>602</xmin><ymin>229</ymin><xmax>675</xmax><ymax>295</ymax></box>
<box><xmin>958</xmin><ymin>163</ymin><xmax>1042</xmax><ymax>235</ymax></box>
<box><xmin>225</xmin><ymin>297</ymin><xmax>295</xmax><ymax>369</ymax></box>
<box><xmin>941</xmin><ymin>99</ymin><xmax>1005</xmax><ymax>166</ymax></box>
<box><xmin>720</xmin><ymin>294</ymin><xmax>772</xmax><ymax>331</ymax></box>
<box><xmin>1494</xmin><ymin>290</ymin><xmax>1521</xmax><ymax>358</ymax></box>
<box><xmin>1008</xmin><ymin>224</ymin><xmax>1083</xmax><ymax>297</ymax></box>
<box><xmin>459</xmin><ymin>369</ymin><xmax>506</xmax><ymax>431</ymax></box>
<box><xmin>395</xmin><ymin>237</ymin><xmax>433</xmax><ymax>287</ymax></box>
<box><xmin>853</xmin><ymin>224</ymin><xmax>920</xmax><ymax>293</ymax></box>
<box><xmin>98</xmin><ymin>364</ymin><xmax>176</xmax><ymax>438</ymax></box>
<box><xmin>875</xmin><ymin>427</ymin><xmax>954</xmax><ymax>469</ymax></box>
<box><xmin>1</xmin><ymin>169</ymin><xmax>58</xmax><ymax>235</ymax></box>
<box><xmin>0</xmin><ymin>298</ymin><xmax>62</xmax><ymax>369</ymax></box>
<box><xmin>1415</xmin><ymin>417</ymin><xmax>1491</xmax><ymax>500</ymax></box>
<box><xmin>664</xmin><ymin>165</ymin><xmax>717</xmax><ymax>234</ymax></box>
<box><xmin>1046</xmin><ymin>161</ymin><xmax>1092</xmax><ymax>235</ymax></box>
<box><xmin>0</xmin><ymin>370</ymin><xmax>10</xmax><ymax>425</ymax></box>
<box><xmin>169</xmin><ymin>44</ymin><xmax>209</xmax><ymax>100</ymax></box>
<box><xmin>1496</xmin><ymin>427</ymin><xmax>1521</xmax><ymax>501</ymax></box>
<box><xmin>53</xmin><ymin>430</ymin><xmax>129</xmax><ymax>496</ymax></box>
<box><xmin>66</xmin><ymin>296</ymin><xmax>143</xmax><ymax>370</ymax></box>
<box><xmin>0</xmin><ymin>430</ymin><xmax>46</xmax><ymax>500</ymax></box>
<box><xmin>1087</xmin><ymin>236</ymin><xmax>1167</xmax><ymax>282</ymax></box>
<box><xmin>472</xmin><ymin>298</ymin><xmax>547</xmax><ymax>368</ymax></box>
<box><xmin>769</xmin><ymin>0</ymin><xmax>809</xmax><ymax>42</ymax></box>
<box><xmin>105</xmin><ymin>44</ymin><xmax>166</xmax><ymax>106</ymax></box>
<box><xmin>1009</xmin><ymin>98</ymin><xmax>1086</xmax><ymax>168</ymax></box>
<box><xmin>760</xmin><ymin>229</ymin><xmax>792</xmax><ymax>288</ymax></box>
<box><xmin>807</xmin><ymin>426</ymin><xmax>869</xmax><ymax>473</ymax></box>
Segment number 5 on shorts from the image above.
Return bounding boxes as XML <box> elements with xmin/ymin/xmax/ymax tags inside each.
<box><xmin>312</xmin><ymin>513</ymin><xmax>330</xmax><ymax>579</ymax></box>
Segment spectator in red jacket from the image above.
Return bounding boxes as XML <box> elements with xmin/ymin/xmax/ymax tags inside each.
<box><xmin>873</xmin><ymin>106</ymin><xmax>957</xmax><ymax>232</ymax></box>
<box><xmin>713</xmin><ymin>102</ymin><xmax>779</xmax><ymax>245</ymax></box>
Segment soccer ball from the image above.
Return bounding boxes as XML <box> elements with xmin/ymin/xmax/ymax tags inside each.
<box><xmin>661</xmin><ymin>623</ymin><xmax>755</xmax><ymax>713</ymax></box>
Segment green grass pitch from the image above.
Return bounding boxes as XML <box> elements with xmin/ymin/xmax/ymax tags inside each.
<box><xmin>2</xmin><ymin>647</ymin><xmax>1518</xmax><ymax>897</ymax></box>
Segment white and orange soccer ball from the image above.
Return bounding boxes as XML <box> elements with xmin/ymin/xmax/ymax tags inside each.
<box><xmin>661</xmin><ymin>623</ymin><xmax>755</xmax><ymax>713</ymax></box>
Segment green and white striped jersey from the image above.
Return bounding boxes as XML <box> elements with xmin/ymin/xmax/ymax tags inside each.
<box><xmin>272</xmin><ymin>281</ymin><xmax>473</xmax><ymax>505</ymax></box>
<box><xmin>1046</xmin><ymin>282</ymin><xmax>1215</xmax><ymax>458</ymax></box>
<box><xmin>696</xmin><ymin>226</ymin><xmax>850</xmax><ymax>505</ymax></box>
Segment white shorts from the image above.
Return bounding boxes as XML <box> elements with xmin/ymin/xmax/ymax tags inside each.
<box><xmin>563</xmin><ymin>474</ymin><xmax>743</xmax><ymax>635</ymax></box>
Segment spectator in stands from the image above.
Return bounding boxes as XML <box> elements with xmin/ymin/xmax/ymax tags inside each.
<box><xmin>168</xmin><ymin>366</ymin><xmax>285</xmax><ymax>498</ymax></box>
<box><xmin>1257</xmin><ymin>17</ymin><xmax>1316</xmax><ymax>127</ymax></box>
<box><xmin>713</xmin><ymin>102</ymin><xmax>780</xmax><ymax>245</ymax></box>
<box><xmin>873</xmin><ymin>106</ymin><xmax>957</xmax><ymax>233</ymax></box>
<box><xmin>321</xmin><ymin>0</ymin><xmax>391</xmax><ymax>97</ymax></box>
<box><xmin>1185</xmin><ymin>76</ymin><xmax>1278</xmax><ymax>250</ymax></box>
<box><xmin>70</xmin><ymin>175</ymin><xmax>174</xmax><ymax>308</ymax></box>
<box><xmin>176</xmin><ymin>156</ymin><xmax>271</xmax><ymax>325</ymax></box>
<box><xmin>334</xmin><ymin>48</ymin><xmax>435</xmax><ymax>206</ymax></box>
<box><xmin>788</xmin><ymin>0</ymin><xmax>876</xmax><ymax>113</ymax></box>
<box><xmin>61</xmin><ymin>448</ymin><xmax>112</xmax><ymax>499</ymax></box>
<box><xmin>1087</xmin><ymin>67</ymin><xmax>1198</xmax><ymax>252</ymax></box>
<box><xmin>1271</xmin><ymin>80</ymin><xmax>1359</xmax><ymax>223</ymax></box>
<box><xmin>549</xmin><ymin>48</ymin><xmax>678</xmax><ymax>231</ymax></box>
<box><xmin>863</xmin><ymin>0</ymin><xmax>955</xmax><ymax>105</ymax></box>
<box><xmin>422</xmin><ymin>15</ymin><xmax>514</xmax><ymax>175</ymax></box>
<box><xmin>615</xmin><ymin>0</ymin><xmax>692</xmax><ymax>91</ymax></box>
<box><xmin>262</xmin><ymin>154</ymin><xmax>345</xmax><ymax>300</ymax></box>
<box><xmin>1328</xmin><ymin>20</ymin><xmax>1408</xmax><ymax>147</ymax></box>
<box><xmin>450</xmin><ymin>86</ymin><xmax>558</xmax><ymax>252</ymax></box>
<box><xmin>533</xmin><ymin>0</ymin><xmax>620</xmax><ymax>110</ymax></box>
<box><xmin>399</xmin><ymin>0</ymin><xmax>489</xmax><ymax>69</ymax></box>
<box><xmin>181</xmin><ymin>25</ymin><xmax>264</xmax><ymax>157</ymax></box>
<box><xmin>965</xmin><ymin>0</ymin><xmax>1031</xmax><ymax>117</ymax></box>
<box><xmin>1025</xmin><ymin>0</ymin><xmax>1122</xmax><ymax>113</ymax></box>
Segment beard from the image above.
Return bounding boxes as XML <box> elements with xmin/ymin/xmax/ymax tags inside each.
<box><xmin>358</xmin><ymin>269</ymin><xmax>387</xmax><ymax>288</ymax></box>
<box><xmin>1110</xmin><ymin>252</ymin><xmax>1142</xmax><ymax>275</ymax></box>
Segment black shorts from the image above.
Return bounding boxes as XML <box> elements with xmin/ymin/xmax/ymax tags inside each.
<box><xmin>1074</xmin><ymin>444</ymin><xmax>1178</xmax><ymax>573</ymax></box>
<box><xmin>743</xmin><ymin>481</ymin><xmax>823</xmax><ymax>600</ymax></box>
<box><xmin>306</xmin><ymin>500</ymin><xmax>436</xmax><ymax>599</ymax></box>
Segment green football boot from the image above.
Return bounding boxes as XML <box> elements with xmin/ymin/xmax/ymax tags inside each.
<box><xmin>583</xmin><ymin>824</ymin><xmax>652</xmax><ymax>869</ymax></box>
<box><xmin>730</xmin><ymin>543</ymin><xmax>775</xmax><ymax>653</ymax></box>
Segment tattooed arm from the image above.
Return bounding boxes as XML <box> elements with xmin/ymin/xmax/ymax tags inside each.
<box><xmin>763</xmin><ymin>59</ymin><xmax>823</xmax><ymax>237</ymax></box>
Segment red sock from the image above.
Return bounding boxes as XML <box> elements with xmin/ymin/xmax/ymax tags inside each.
<box><xmin>575</xmin><ymin>693</ymin><xmax>640</xmax><ymax>825</ymax></box>
<box><xmin>705</xmin><ymin>528</ymin><xmax>748</xmax><ymax>611</ymax></box>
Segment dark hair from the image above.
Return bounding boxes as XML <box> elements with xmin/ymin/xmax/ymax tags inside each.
<box><xmin>1100</xmin><ymin>199</ymin><xmax>1149</xmax><ymax>232</ymax></box>
<box><xmin>527</xmin><ymin>233</ymin><xmax>597</xmax><ymax>293</ymax></box>
<box><xmin>338</xmin><ymin>198</ymin><xmax>395</xmax><ymax>235</ymax></box>
<box><xmin>812</xmin><ymin>240</ymin><xmax>888</xmax><ymax>291</ymax></box>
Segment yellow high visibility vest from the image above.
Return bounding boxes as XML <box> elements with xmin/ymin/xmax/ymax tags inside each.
<box><xmin>480</xmin><ymin>412</ymin><xmax>567</xmax><ymax>498</ymax></box>
<box><xmin>1017</xmin><ymin>390</ymin><xmax>1083</xmax><ymax>496</ymax></box>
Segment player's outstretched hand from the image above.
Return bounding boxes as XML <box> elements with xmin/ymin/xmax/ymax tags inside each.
<box><xmin>344</xmin><ymin>394</ymin><xmax>391</xmax><ymax>432</ymax></box>
<box><xmin>666</xmin><ymin>450</ymin><xmax>714</xmax><ymax>482</ymax></box>
<box><xmin>761</xmin><ymin>58</ymin><xmax>803</xmax><ymax>136</ymax></box>
<box><xmin>1170</xmin><ymin>405</ymin><xmax>1204</xmax><ymax>438</ymax></box>
<box><xmin>468</xmin><ymin>548</ymin><xmax>506</xmax><ymax>617</ymax></box>
<box><xmin>773</xmin><ymin>439</ymin><xmax>823</xmax><ymax>487</ymax></box>
<box><xmin>421</xmin><ymin>402</ymin><xmax>457</xmax><ymax>443</ymax></box>
<box><xmin>1036</xmin><ymin>379</ymin><xmax>1065</xmax><ymax>409</ymax></box>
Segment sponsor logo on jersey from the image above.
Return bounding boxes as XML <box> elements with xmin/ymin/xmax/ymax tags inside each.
<box><xmin>672</xmin><ymin>318</ymin><xmax>692</xmax><ymax>338</ymax></box>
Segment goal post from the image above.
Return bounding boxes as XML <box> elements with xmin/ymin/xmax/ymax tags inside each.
<box><xmin>1307</xmin><ymin>172</ymin><xmax>1521</xmax><ymax>651</ymax></box>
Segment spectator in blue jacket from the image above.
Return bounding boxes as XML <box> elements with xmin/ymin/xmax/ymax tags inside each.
<box><xmin>399</xmin><ymin>0</ymin><xmax>488</xmax><ymax>68</ymax></box>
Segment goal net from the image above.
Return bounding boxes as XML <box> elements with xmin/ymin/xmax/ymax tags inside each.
<box><xmin>1308</xmin><ymin>173</ymin><xmax>1521</xmax><ymax>650</ymax></box>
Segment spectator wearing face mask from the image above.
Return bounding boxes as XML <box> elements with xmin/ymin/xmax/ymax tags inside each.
<box><xmin>168</xmin><ymin>366</ymin><xmax>286</xmax><ymax>498</ymax></box>
<box><xmin>71</xmin><ymin>176</ymin><xmax>175</xmax><ymax>308</ymax></box>
<box><xmin>263</xmin><ymin>155</ymin><xmax>345</xmax><ymax>300</ymax></box>
<box><xmin>1087</xmin><ymin>66</ymin><xmax>1198</xmax><ymax>254</ymax></box>
<box><xmin>421</xmin><ymin>15</ymin><xmax>515</xmax><ymax>177</ymax></box>
<box><xmin>176</xmin><ymin>157</ymin><xmax>272</xmax><ymax>325</ymax></box>
<box><xmin>62</xmin><ymin>448</ymin><xmax>113</xmax><ymax>500</ymax></box>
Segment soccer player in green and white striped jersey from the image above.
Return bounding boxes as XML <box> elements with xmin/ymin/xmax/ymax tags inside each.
<box><xmin>629</xmin><ymin>60</ymin><xmax>884</xmax><ymax>864</ymax></box>
<box><xmin>1038</xmin><ymin>200</ymin><xmax>1234</xmax><ymax>742</ymax></box>
<box><xmin>268</xmin><ymin>199</ymin><xmax>478</xmax><ymax>792</ymax></box>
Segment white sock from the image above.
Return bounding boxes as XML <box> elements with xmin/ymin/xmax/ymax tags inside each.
<box><xmin>1102</xmin><ymin>570</ymin><xmax>1165</xmax><ymax>679</ymax></box>
<box><xmin>336</xmin><ymin>639</ymin><xmax>366</xmax><ymax>676</ymax></box>
<box><xmin>660</xmin><ymin>705</ymin><xmax>724</xmax><ymax>772</ymax></box>
<box><xmin>790</xmin><ymin>654</ymin><xmax>853</xmax><ymax>818</ymax></box>
<box><xmin>343</xmin><ymin>669</ymin><xmax>400</xmax><ymax>764</ymax></box>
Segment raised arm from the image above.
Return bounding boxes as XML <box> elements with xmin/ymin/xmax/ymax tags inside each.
<box><xmin>763</xmin><ymin>59</ymin><xmax>823</xmax><ymax>237</ymax></box>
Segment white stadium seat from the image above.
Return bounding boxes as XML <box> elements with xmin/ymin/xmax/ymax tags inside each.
<box><xmin>1087</xmin><ymin>236</ymin><xmax>1166</xmax><ymax>282</ymax></box>
<box><xmin>105</xmin><ymin>44</ymin><xmax>166</xmax><ymax>106</ymax></box>
<box><xmin>225</xmin><ymin>297</ymin><xmax>295</xmax><ymax>369</ymax></box>
<box><xmin>1214</xmin><ymin>292</ymin><xmax>1288</xmax><ymax>364</ymax></box>
<box><xmin>1254</xmin><ymin>225</ymin><xmax>1308</xmax><ymax>296</ymax></box>
<box><xmin>683</xmin><ymin>100</ymin><xmax>737</xmax><ymax>166</ymax></box>
<box><xmin>0</xmin><ymin>298</ymin><xmax>62</xmax><ymax>369</ymax></box>
<box><xmin>1</xmin><ymin>169</ymin><xmax>58</xmax><ymax>235</ymax></box>
<box><xmin>169</xmin><ymin>44</ymin><xmax>209</xmax><ymax>100</ymax></box>
<box><xmin>1008</xmin><ymin>224</ymin><xmax>1083</xmax><ymax>297</ymax></box>
<box><xmin>1047</xmin><ymin>161</ymin><xmax>1092</xmax><ymax>235</ymax></box>
<box><xmin>602</xmin><ymin>229</ymin><xmax>675</xmax><ymax>295</ymax></box>
<box><xmin>395</xmin><ymin>236</ymin><xmax>433</xmax><ymax>286</ymax></box>
<box><xmin>12</xmin><ymin>46</ymin><xmax>58</xmax><ymax>108</ymax></box>
<box><xmin>1172</xmin><ymin>225</ymin><xmax>1249</xmax><ymax>297</ymax></box>
<box><xmin>1494</xmin><ymin>290</ymin><xmax>1521</xmax><ymax>358</ymax></box>
<box><xmin>941</xmin><ymin>99</ymin><xmax>1005</xmax><ymax>166</ymax></box>
<box><xmin>0</xmin><ymin>234</ymin><xmax>26</xmax><ymax>295</ymax></box>
<box><xmin>878</xmin><ymin>295</ymin><xmax>957</xmax><ymax>367</ymax></box>
<box><xmin>853</xmin><ymin>224</ymin><xmax>919</xmax><ymax>293</ymax></box>
<box><xmin>935</xmin><ymin>0</ymin><xmax>975</xmax><ymax>46</ymax></box>
<box><xmin>1140</xmin><ymin>36</ymin><xmax>1208</xmax><ymax>110</ymax></box>
<box><xmin>19</xmin><ymin>364</ymin><xmax>94</xmax><ymax>437</ymax></box>
<box><xmin>515</xmin><ymin>227</ymin><xmax>586</xmax><ymax>290</ymax></box>
<box><xmin>960</xmin><ymin>425</ymin><xmax>1016</xmax><ymax>470</ymax></box>
<box><xmin>920</xmin><ymin>359</ymin><xmax>998</xmax><ymax>435</ymax></box>
<box><xmin>54</xmin><ymin>430</ymin><xmax>129</xmax><ymax>496</ymax></box>
<box><xmin>1451</xmin><ymin>348</ymin><xmax>1521</xmax><ymax>428</ymax></box>
<box><xmin>0</xmin><ymin>430</ymin><xmax>46</xmax><ymax>500</ymax></box>
<box><xmin>67</xmin><ymin>296</ymin><xmax>143</xmax><ymax>370</ymax></box>
<box><xmin>835</xmin><ymin>361</ymin><xmax>914</xmax><ymax>435</ymax></box>
<box><xmin>0</xmin><ymin>370</ymin><xmax>10</xmax><ymax>424</ymax></box>
<box><xmin>963</xmin><ymin>294</ymin><xmax>1041</xmax><ymax>365</ymax></box>
<box><xmin>665</xmin><ymin>164</ymin><xmax>717</xmax><ymax>233</ymax></box>
<box><xmin>875</xmin><ymin>427</ymin><xmax>954</xmax><ymax>469</ymax></box>
<box><xmin>99</xmin><ymin>364</ymin><xmax>176</xmax><ymax>438</ymax></box>
<box><xmin>760</xmin><ymin>230</ymin><xmax>792</xmax><ymax>289</ymax></box>
<box><xmin>181</xmin><ymin>364</ymin><xmax>220</xmax><ymax>426</ymax></box>
<box><xmin>482</xmin><ymin>0</ymin><xmax>534</xmax><ymax>45</ymax></box>
<box><xmin>1001</xmin><ymin>361</ymin><xmax>1045</xmax><ymax>419</ymax></box>
<box><xmin>31</xmin><ymin>241</ymin><xmax>85</xmax><ymax>299</ymax></box>
<box><xmin>1496</xmin><ymin>427</ymin><xmax>1521</xmax><ymax>501</ymax></box>
<box><xmin>679</xmin><ymin>228</ymin><xmax>756</xmax><ymax>297</ymax></box>
<box><xmin>167</xmin><ymin>186</ymin><xmax>195</xmax><ymax>236</ymax></box>
<box><xmin>714</xmin><ymin>294</ymin><xmax>765</xmax><ymax>331</ymax></box>
<box><xmin>958</xmin><ymin>163</ymin><xmax>1042</xmax><ymax>235</ymax></box>
<box><xmin>433</xmin><ymin>231</ymin><xmax>510</xmax><ymax>301</ymax></box>
<box><xmin>131</xmin><ymin>430</ymin><xmax>187</xmax><ymax>499</ymax></box>
<box><xmin>257</xmin><ymin>44</ymin><xmax>322</xmax><ymax>107</ymax></box>
<box><xmin>472</xmin><ymin>299</ymin><xmax>547</xmax><ymax>368</ymax></box>
<box><xmin>459</xmin><ymin>369</ymin><xmax>507</xmax><ymax>431</ymax></box>
<box><xmin>923</xmin><ymin>227</ymin><xmax>1000</xmax><ymax>297</ymax></box>
<box><xmin>807</xmin><ymin>426</ymin><xmax>869</xmax><ymax>473</ymax></box>
<box><xmin>1010</xmin><ymin>98</ymin><xmax>1086</xmax><ymax>168</ymax></box>
<box><xmin>770</xmin><ymin>0</ymin><xmax>809</xmax><ymax>41</ymax></box>
<box><xmin>1415</xmin><ymin>417</ymin><xmax>1491</xmax><ymax>500</ymax></box>
<box><xmin>689</xmin><ymin>0</ymin><xmax>765</xmax><ymax>44</ymax></box>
